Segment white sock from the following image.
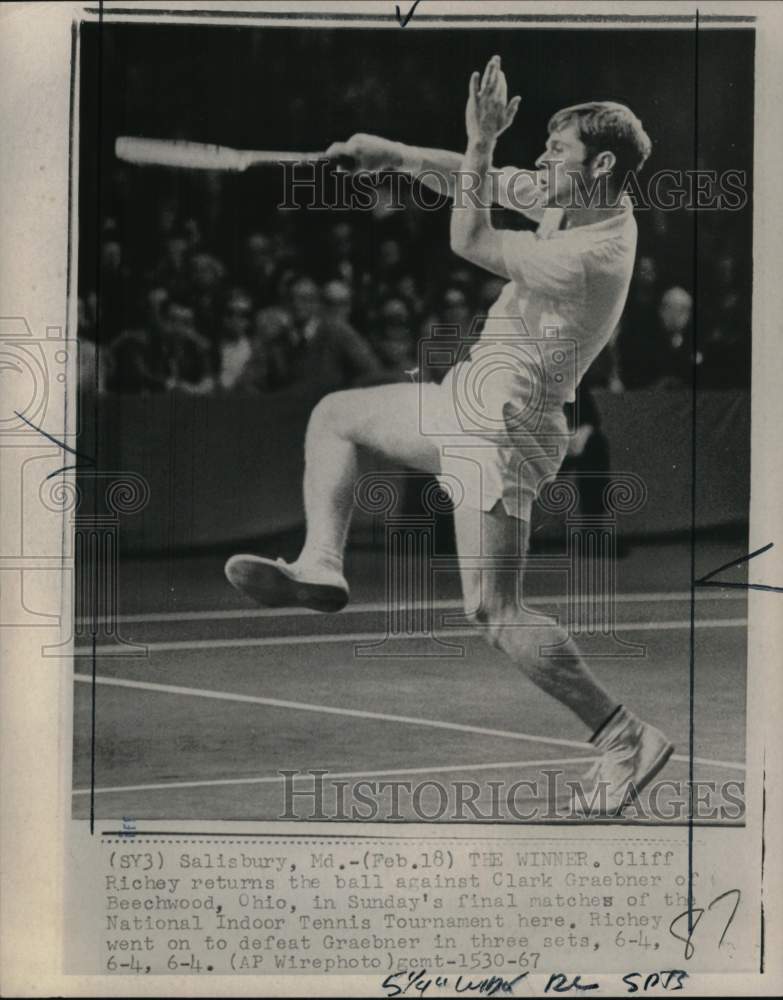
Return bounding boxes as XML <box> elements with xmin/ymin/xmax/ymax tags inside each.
<box><xmin>590</xmin><ymin>705</ymin><xmax>636</xmax><ymax>750</ymax></box>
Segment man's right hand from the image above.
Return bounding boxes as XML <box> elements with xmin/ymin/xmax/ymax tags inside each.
<box><xmin>325</xmin><ymin>133</ymin><xmax>403</xmax><ymax>172</ymax></box>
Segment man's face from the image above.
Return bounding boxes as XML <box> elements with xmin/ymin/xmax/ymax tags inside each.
<box><xmin>290</xmin><ymin>280</ymin><xmax>321</xmax><ymax>324</ymax></box>
<box><xmin>659</xmin><ymin>291</ymin><xmax>693</xmax><ymax>334</ymax></box>
<box><xmin>534</xmin><ymin>123</ymin><xmax>592</xmax><ymax>208</ymax></box>
<box><xmin>323</xmin><ymin>282</ymin><xmax>352</xmax><ymax>322</ymax></box>
<box><xmin>247</xmin><ymin>234</ymin><xmax>273</xmax><ymax>271</ymax></box>
<box><xmin>166</xmin><ymin>305</ymin><xmax>196</xmax><ymax>339</ymax></box>
<box><xmin>443</xmin><ymin>289</ymin><xmax>469</xmax><ymax>325</ymax></box>
<box><xmin>255</xmin><ymin>308</ymin><xmax>293</xmax><ymax>344</ymax></box>
<box><xmin>223</xmin><ymin>296</ymin><xmax>252</xmax><ymax>338</ymax></box>
<box><xmin>636</xmin><ymin>256</ymin><xmax>658</xmax><ymax>287</ymax></box>
<box><xmin>101</xmin><ymin>240</ymin><xmax>122</xmax><ymax>273</ymax></box>
<box><xmin>330</xmin><ymin>224</ymin><xmax>353</xmax><ymax>258</ymax></box>
<box><xmin>165</xmin><ymin>237</ymin><xmax>188</xmax><ymax>269</ymax></box>
<box><xmin>191</xmin><ymin>254</ymin><xmax>221</xmax><ymax>291</ymax></box>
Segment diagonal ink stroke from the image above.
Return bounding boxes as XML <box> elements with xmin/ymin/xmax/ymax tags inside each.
<box><xmin>14</xmin><ymin>409</ymin><xmax>95</xmax><ymax>478</ymax></box>
<box><xmin>694</xmin><ymin>542</ymin><xmax>781</xmax><ymax>593</ymax></box>
<box><xmin>396</xmin><ymin>0</ymin><xmax>422</xmax><ymax>28</ymax></box>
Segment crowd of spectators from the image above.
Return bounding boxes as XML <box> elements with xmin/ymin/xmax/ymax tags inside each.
<box><xmin>79</xmin><ymin>176</ymin><xmax>751</xmax><ymax>399</ymax></box>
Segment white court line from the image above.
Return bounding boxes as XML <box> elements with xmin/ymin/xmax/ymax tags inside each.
<box><xmin>79</xmin><ymin>589</ymin><xmax>747</xmax><ymax>626</ymax></box>
<box><xmin>73</xmin><ymin>673</ymin><xmax>745</xmax><ymax>772</ymax></box>
<box><xmin>84</xmin><ymin>617</ymin><xmax>748</xmax><ymax>655</ymax></box>
<box><xmin>73</xmin><ymin>755</ymin><xmax>596</xmax><ymax>797</ymax></box>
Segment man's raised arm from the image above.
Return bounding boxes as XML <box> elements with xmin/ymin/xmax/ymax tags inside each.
<box><xmin>325</xmin><ymin>133</ymin><xmax>543</xmax><ymax>223</ymax></box>
<box><xmin>450</xmin><ymin>55</ymin><xmax>523</xmax><ymax>277</ymax></box>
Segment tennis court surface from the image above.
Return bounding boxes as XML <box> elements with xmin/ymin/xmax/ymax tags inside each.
<box><xmin>72</xmin><ymin>537</ymin><xmax>747</xmax><ymax>824</ymax></box>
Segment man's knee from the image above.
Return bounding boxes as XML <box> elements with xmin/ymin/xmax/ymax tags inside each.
<box><xmin>466</xmin><ymin>600</ymin><xmax>552</xmax><ymax>656</ymax></box>
<box><xmin>465</xmin><ymin>599</ymin><xmax>515</xmax><ymax>651</ymax></box>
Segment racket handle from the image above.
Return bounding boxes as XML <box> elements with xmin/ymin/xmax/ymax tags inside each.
<box><xmin>332</xmin><ymin>153</ymin><xmax>358</xmax><ymax>172</ymax></box>
<box><xmin>244</xmin><ymin>151</ymin><xmax>357</xmax><ymax>171</ymax></box>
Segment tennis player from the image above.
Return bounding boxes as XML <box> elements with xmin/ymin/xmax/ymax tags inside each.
<box><xmin>226</xmin><ymin>56</ymin><xmax>673</xmax><ymax>814</ymax></box>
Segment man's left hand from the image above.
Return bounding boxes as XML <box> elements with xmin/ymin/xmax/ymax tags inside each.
<box><xmin>465</xmin><ymin>55</ymin><xmax>521</xmax><ymax>147</ymax></box>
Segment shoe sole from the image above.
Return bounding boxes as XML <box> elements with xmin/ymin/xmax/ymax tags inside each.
<box><xmin>224</xmin><ymin>555</ymin><xmax>349</xmax><ymax>613</ymax></box>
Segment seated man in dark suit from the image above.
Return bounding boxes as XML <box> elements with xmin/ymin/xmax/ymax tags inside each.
<box><xmin>284</xmin><ymin>276</ymin><xmax>383</xmax><ymax>390</ymax></box>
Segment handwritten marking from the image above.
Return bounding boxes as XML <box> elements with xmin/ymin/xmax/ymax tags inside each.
<box><xmin>13</xmin><ymin>408</ymin><xmax>94</xmax><ymax>478</ymax></box>
<box><xmin>395</xmin><ymin>0</ymin><xmax>422</xmax><ymax>27</ymax></box>
<box><xmin>668</xmin><ymin>888</ymin><xmax>741</xmax><ymax>958</ymax></box>
<box><xmin>382</xmin><ymin>969</ymin><xmax>527</xmax><ymax>996</ymax></box>
<box><xmin>695</xmin><ymin>541</ymin><xmax>781</xmax><ymax>593</ymax></box>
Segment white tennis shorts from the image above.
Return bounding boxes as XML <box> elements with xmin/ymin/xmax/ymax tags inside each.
<box><xmin>420</xmin><ymin>361</ymin><xmax>570</xmax><ymax>522</ymax></box>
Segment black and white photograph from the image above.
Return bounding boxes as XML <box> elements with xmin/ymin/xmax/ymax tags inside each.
<box><xmin>2</xmin><ymin>1</ymin><xmax>782</xmax><ymax>994</ymax></box>
<box><xmin>71</xmin><ymin>9</ymin><xmax>752</xmax><ymax>825</ymax></box>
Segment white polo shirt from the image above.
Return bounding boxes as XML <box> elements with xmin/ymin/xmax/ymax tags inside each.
<box><xmin>431</xmin><ymin>198</ymin><xmax>637</xmax><ymax>520</ymax></box>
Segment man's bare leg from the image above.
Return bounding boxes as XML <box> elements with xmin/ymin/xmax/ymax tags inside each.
<box><xmin>452</xmin><ymin>499</ymin><xmax>673</xmax><ymax>811</ymax></box>
<box><xmin>452</xmin><ymin>499</ymin><xmax>618</xmax><ymax>730</ymax></box>
<box><xmin>295</xmin><ymin>385</ymin><xmax>439</xmax><ymax>576</ymax></box>
<box><xmin>226</xmin><ymin>383</ymin><xmax>441</xmax><ymax>609</ymax></box>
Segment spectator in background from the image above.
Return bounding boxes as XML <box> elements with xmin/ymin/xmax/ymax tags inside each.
<box><xmin>77</xmin><ymin>296</ymin><xmax>106</xmax><ymax>396</ymax></box>
<box><xmin>702</xmin><ymin>253</ymin><xmax>750</xmax><ymax>388</ymax></box>
<box><xmin>395</xmin><ymin>274</ymin><xmax>425</xmax><ymax>325</ymax></box>
<box><xmin>626</xmin><ymin>255</ymin><xmax>659</xmax><ymax>326</ymax></box>
<box><xmin>323</xmin><ymin>222</ymin><xmax>356</xmax><ymax>286</ymax></box>
<box><xmin>154</xmin><ymin>199</ymin><xmax>179</xmax><ymax>244</ymax></box>
<box><xmin>562</xmin><ymin>387</ymin><xmax>611</xmax><ymax>514</ymax></box>
<box><xmin>242</xmin><ymin>232</ymin><xmax>280</xmax><ymax>304</ymax></box>
<box><xmin>560</xmin><ymin>386</ymin><xmax>628</xmax><ymax>555</ymax></box>
<box><xmin>368</xmin><ymin>298</ymin><xmax>417</xmax><ymax>384</ymax></box>
<box><xmin>418</xmin><ymin>287</ymin><xmax>474</xmax><ymax>384</ymax></box>
<box><xmin>367</xmin><ymin>177</ymin><xmax>409</xmax><ymax>240</ymax></box>
<box><xmin>107</xmin><ymin>287</ymin><xmax>171</xmax><ymax>394</ymax></box>
<box><xmin>360</xmin><ymin>237</ymin><xmax>421</xmax><ymax>332</ymax></box>
<box><xmin>366</xmin><ymin>238</ymin><xmax>405</xmax><ymax>305</ymax></box>
<box><xmin>421</xmin><ymin>286</ymin><xmax>471</xmax><ymax>338</ymax></box>
<box><xmin>162</xmin><ymin>297</ymin><xmax>215</xmax><ymax>395</ymax></box>
<box><xmin>189</xmin><ymin>251</ymin><xmax>226</xmax><ymax>349</ymax></box>
<box><xmin>218</xmin><ymin>289</ymin><xmax>254</xmax><ymax>391</ymax></box>
<box><xmin>98</xmin><ymin>237</ymin><xmax>132</xmax><ymax>339</ymax></box>
<box><xmin>285</xmin><ymin>275</ymin><xmax>382</xmax><ymax>389</ymax></box>
<box><xmin>152</xmin><ymin>233</ymin><xmax>190</xmax><ymax>299</ymax></box>
<box><xmin>271</xmin><ymin>217</ymin><xmax>300</xmax><ymax>281</ymax></box>
<box><xmin>654</xmin><ymin>286</ymin><xmax>700</xmax><ymax>388</ymax></box>
<box><xmin>237</xmin><ymin>306</ymin><xmax>298</xmax><ymax>394</ymax></box>
<box><xmin>425</xmin><ymin>285</ymin><xmax>473</xmax><ymax>337</ymax></box>
<box><xmin>88</xmin><ymin>162</ymin><xmax>751</xmax><ymax>400</ymax></box>
<box><xmin>615</xmin><ymin>254</ymin><xmax>659</xmax><ymax>390</ymax></box>
<box><xmin>619</xmin><ymin>286</ymin><xmax>700</xmax><ymax>391</ymax></box>
<box><xmin>322</xmin><ymin>280</ymin><xmax>353</xmax><ymax>325</ymax></box>
<box><xmin>182</xmin><ymin>216</ymin><xmax>204</xmax><ymax>255</ymax></box>
<box><xmin>446</xmin><ymin>266</ymin><xmax>477</xmax><ymax>302</ymax></box>
<box><xmin>441</xmin><ymin>286</ymin><xmax>472</xmax><ymax>331</ymax></box>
